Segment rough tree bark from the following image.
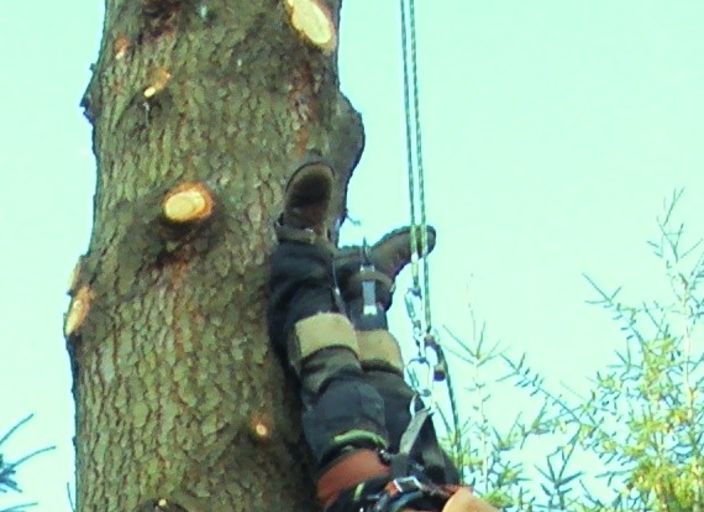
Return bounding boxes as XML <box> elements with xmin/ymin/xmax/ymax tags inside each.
<box><xmin>68</xmin><ymin>1</ymin><xmax>364</xmax><ymax>510</ymax></box>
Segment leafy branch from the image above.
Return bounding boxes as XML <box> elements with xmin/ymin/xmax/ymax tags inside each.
<box><xmin>439</xmin><ymin>190</ymin><xmax>703</xmax><ymax>511</ymax></box>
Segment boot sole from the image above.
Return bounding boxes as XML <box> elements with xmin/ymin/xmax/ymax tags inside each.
<box><xmin>284</xmin><ymin>161</ymin><xmax>334</xmax><ymax>231</ymax></box>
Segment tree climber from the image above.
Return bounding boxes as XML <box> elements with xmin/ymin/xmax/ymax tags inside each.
<box><xmin>268</xmin><ymin>160</ymin><xmax>497</xmax><ymax>512</ymax></box>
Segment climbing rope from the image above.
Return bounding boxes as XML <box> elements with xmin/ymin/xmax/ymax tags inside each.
<box><xmin>399</xmin><ymin>0</ymin><xmax>431</xmax><ymax>333</ymax></box>
<box><xmin>399</xmin><ymin>0</ymin><xmax>463</xmax><ymax>465</ymax></box>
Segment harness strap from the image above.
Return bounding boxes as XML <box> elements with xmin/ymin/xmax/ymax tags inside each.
<box><xmin>345</xmin><ymin>270</ymin><xmax>395</xmax><ymax>300</ymax></box>
<box><xmin>399</xmin><ymin>408</ymin><xmax>431</xmax><ymax>456</ymax></box>
<box><xmin>369</xmin><ymin>476</ymin><xmax>452</xmax><ymax>512</ymax></box>
<box><xmin>395</xmin><ymin>407</ymin><xmax>453</xmax><ymax>481</ymax></box>
<box><xmin>317</xmin><ymin>449</ymin><xmax>390</xmax><ymax>509</ymax></box>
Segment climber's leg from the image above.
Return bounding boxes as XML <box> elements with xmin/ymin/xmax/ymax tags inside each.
<box><xmin>267</xmin><ymin>160</ymin><xmax>389</xmax><ymax>486</ymax></box>
<box><xmin>323</xmin><ymin>228</ymin><xmax>497</xmax><ymax>511</ymax></box>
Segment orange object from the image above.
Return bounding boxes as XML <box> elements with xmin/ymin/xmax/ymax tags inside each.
<box><xmin>442</xmin><ymin>487</ymin><xmax>499</xmax><ymax>512</ymax></box>
<box><xmin>317</xmin><ymin>449</ymin><xmax>390</xmax><ymax>508</ymax></box>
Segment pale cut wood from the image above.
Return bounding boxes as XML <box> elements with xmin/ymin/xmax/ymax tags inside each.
<box><xmin>143</xmin><ymin>67</ymin><xmax>172</xmax><ymax>98</ymax></box>
<box><xmin>114</xmin><ymin>36</ymin><xmax>130</xmax><ymax>60</ymax></box>
<box><xmin>285</xmin><ymin>0</ymin><xmax>337</xmax><ymax>54</ymax></box>
<box><xmin>249</xmin><ymin>412</ymin><xmax>274</xmax><ymax>443</ymax></box>
<box><xmin>65</xmin><ymin>286</ymin><xmax>92</xmax><ymax>336</ymax></box>
<box><xmin>162</xmin><ymin>182</ymin><xmax>214</xmax><ymax>223</ymax></box>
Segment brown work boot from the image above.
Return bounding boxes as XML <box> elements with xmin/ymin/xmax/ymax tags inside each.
<box><xmin>276</xmin><ymin>160</ymin><xmax>335</xmax><ymax>244</ymax></box>
<box><xmin>366</xmin><ymin>225</ymin><xmax>436</xmax><ymax>281</ymax></box>
<box><xmin>335</xmin><ymin>225</ymin><xmax>437</xmax><ymax>311</ymax></box>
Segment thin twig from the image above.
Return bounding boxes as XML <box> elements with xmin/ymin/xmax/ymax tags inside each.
<box><xmin>6</xmin><ymin>446</ymin><xmax>56</xmax><ymax>471</ymax></box>
<box><xmin>0</xmin><ymin>416</ymin><xmax>34</xmax><ymax>448</ymax></box>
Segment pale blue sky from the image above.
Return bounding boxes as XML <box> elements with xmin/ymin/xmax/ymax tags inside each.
<box><xmin>1</xmin><ymin>1</ymin><xmax>703</xmax><ymax>510</ymax></box>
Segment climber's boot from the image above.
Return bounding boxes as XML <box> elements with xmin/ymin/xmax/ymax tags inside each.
<box><xmin>334</xmin><ymin>225</ymin><xmax>436</xmax><ymax>330</ymax></box>
<box><xmin>275</xmin><ymin>159</ymin><xmax>335</xmax><ymax>245</ymax></box>
<box><xmin>361</xmin><ymin>225</ymin><xmax>437</xmax><ymax>287</ymax></box>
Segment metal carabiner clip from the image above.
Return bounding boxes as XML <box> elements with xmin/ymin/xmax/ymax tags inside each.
<box><xmin>406</xmin><ymin>355</ymin><xmax>434</xmax><ymax>404</ymax></box>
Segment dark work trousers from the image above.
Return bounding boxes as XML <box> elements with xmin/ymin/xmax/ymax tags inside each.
<box><xmin>267</xmin><ymin>241</ymin><xmax>458</xmax><ymax>483</ymax></box>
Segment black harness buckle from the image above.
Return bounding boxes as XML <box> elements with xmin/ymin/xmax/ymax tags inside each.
<box><xmin>368</xmin><ymin>475</ymin><xmax>450</xmax><ymax>512</ymax></box>
<box><xmin>388</xmin><ymin>476</ymin><xmax>425</xmax><ymax>496</ymax></box>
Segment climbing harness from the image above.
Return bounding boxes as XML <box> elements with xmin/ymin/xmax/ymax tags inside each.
<box><xmin>368</xmin><ymin>475</ymin><xmax>452</xmax><ymax>512</ymax></box>
<box><xmin>398</xmin><ymin>0</ymin><xmax>462</xmax><ymax>460</ymax></box>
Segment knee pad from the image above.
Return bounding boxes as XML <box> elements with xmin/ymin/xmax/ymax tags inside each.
<box><xmin>357</xmin><ymin>329</ymin><xmax>404</xmax><ymax>375</ymax></box>
<box><xmin>300</xmin><ymin>346</ymin><xmax>362</xmax><ymax>400</ymax></box>
<box><xmin>290</xmin><ymin>313</ymin><xmax>359</xmax><ymax>375</ymax></box>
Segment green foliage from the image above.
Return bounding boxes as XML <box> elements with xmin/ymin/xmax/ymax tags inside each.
<box><xmin>442</xmin><ymin>190</ymin><xmax>704</xmax><ymax>511</ymax></box>
<box><xmin>0</xmin><ymin>415</ymin><xmax>55</xmax><ymax>512</ymax></box>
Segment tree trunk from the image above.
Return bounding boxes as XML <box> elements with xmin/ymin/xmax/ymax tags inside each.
<box><xmin>68</xmin><ymin>1</ymin><xmax>363</xmax><ymax>510</ymax></box>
